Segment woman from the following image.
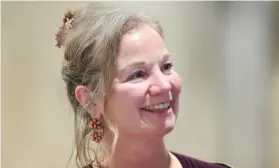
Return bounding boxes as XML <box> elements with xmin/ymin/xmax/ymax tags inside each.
<box><xmin>55</xmin><ymin>2</ymin><xmax>232</xmax><ymax>168</ymax></box>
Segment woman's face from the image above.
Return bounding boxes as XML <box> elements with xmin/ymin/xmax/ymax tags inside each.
<box><xmin>107</xmin><ymin>24</ymin><xmax>181</xmax><ymax>139</ymax></box>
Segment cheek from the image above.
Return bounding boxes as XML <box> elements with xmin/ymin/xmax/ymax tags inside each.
<box><xmin>170</xmin><ymin>72</ymin><xmax>182</xmax><ymax>95</ymax></box>
<box><xmin>169</xmin><ymin>72</ymin><xmax>181</xmax><ymax>116</ymax></box>
<box><xmin>107</xmin><ymin>83</ymin><xmax>149</xmax><ymax>131</ymax></box>
<box><xmin>108</xmin><ymin>83</ymin><xmax>149</xmax><ymax>116</ymax></box>
<box><xmin>113</xmin><ymin>84</ymin><xmax>147</xmax><ymax>103</ymax></box>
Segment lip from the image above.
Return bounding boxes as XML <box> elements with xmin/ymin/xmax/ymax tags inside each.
<box><xmin>141</xmin><ymin>100</ymin><xmax>173</xmax><ymax>109</ymax></box>
<box><xmin>140</xmin><ymin>104</ymin><xmax>172</xmax><ymax>115</ymax></box>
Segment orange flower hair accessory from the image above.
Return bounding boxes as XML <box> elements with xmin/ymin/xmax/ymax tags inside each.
<box><xmin>55</xmin><ymin>10</ymin><xmax>76</xmax><ymax>48</ymax></box>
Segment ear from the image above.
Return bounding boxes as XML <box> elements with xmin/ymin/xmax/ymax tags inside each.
<box><xmin>75</xmin><ymin>85</ymin><xmax>103</xmax><ymax>119</ymax></box>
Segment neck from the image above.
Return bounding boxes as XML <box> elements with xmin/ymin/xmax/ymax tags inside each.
<box><xmin>108</xmin><ymin>135</ymin><xmax>170</xmax><ymax>168</ymax></box>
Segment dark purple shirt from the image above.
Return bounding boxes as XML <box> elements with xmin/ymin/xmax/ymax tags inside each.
<box><xmin>172</xmin><ymin>152</ymin><xmax>231</xmax><ymax>168</ymax></box>
<box><xmin>85</xmin><ymin>152</ymin><xmax>231</xmax><ymax>168</ymax></box>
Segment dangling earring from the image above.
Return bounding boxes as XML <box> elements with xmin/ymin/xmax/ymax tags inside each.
<box><xmin>89</xmin><ymin>118</ymin><xmax>103</xmax><ymax>143</ymax></box>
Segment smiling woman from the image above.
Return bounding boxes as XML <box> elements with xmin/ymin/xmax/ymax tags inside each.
<box><xmin>55</xmin><ymin>2</ymin><xmax>231</xmax><ymax>168</ymax></box>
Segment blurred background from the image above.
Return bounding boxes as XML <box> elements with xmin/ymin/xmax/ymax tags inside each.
<box><xmin>2</xmin><ymin>1</ymin><xmax>279</xmax><ymax>168</ymax></box>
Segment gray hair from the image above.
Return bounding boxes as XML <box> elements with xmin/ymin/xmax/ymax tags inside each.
<box><xmin>57</xmin><ymin>2</ymin><xmax>164</xmax><ymax>168</ymax></box>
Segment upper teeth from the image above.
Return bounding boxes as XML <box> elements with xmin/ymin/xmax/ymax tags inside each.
<box><xmin>144</xmin><ymin>102</ymin><xmax>170</xmax><ymax>110</ymax></box>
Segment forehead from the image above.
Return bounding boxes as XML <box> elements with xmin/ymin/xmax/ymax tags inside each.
<box><xmin>117</xmin><ymin>24</ymin><xmax>167</xmax><ymax>65</ymax></box>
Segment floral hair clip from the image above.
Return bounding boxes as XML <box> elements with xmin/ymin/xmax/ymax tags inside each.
<box><xmin>55</xmin><ymin>10</ymin><xmax>75</xmax><ymax>48</ymax></box>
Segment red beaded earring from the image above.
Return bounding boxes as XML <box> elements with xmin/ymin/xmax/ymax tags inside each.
<box><xmin>89</xmin><ymin>118</ymin><xmax>103</xmax><ymax>143</ymax></box>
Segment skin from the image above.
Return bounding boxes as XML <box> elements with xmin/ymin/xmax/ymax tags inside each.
<box><xmin>76</xmin><ymin>24</ymin><xmax>182</xmax><ymax>168</ymax></box>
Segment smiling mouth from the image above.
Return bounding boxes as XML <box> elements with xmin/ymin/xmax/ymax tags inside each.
<box><xmin>141</xmin><ymin>102</ymin><xmax>171</xmax><ymax>113</ymax></box>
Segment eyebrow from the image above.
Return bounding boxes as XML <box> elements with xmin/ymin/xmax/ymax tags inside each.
<box><xmin>120</xmin><ymin>53</ymin><xmax>172</xmax><ymax>72</ymax></box>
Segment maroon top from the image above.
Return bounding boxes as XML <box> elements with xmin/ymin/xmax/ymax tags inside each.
<box><xmin>85</xmin><ymin>152</ymin><xmax>231</xmax><ymax>168</ymax></box>
<box><xmin>172</xmin><ymin>152</ymin><xmax>231</xmax><ymax>168</ymax></box>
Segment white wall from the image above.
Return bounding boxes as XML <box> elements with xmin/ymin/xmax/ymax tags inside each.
<box><xmin>2</xmin><ymin>2</ymin><xmax>278</xmax><ymax>168</ymax></box>
<box><xmin>270</xmin><ymin>4</ymin><xmax>279</xmax><ymax>167</ymax></box>
<box><xmin>270</xmin><ymin>57</ymin><xmax>279</xmax><ymax>168</ymax></box>
<box><xmin>220</xmin><ymin>2</ymin><xmax>277</xmax><ymax>168</ymax></box>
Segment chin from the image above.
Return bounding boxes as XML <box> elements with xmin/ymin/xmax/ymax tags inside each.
<box><xmin>163</xmin><ymin>122</ymin><xmax>176</xmax><ymax>135</ymax></box>
<box><xmin>152</xmin><ymin>120</ymin><xmax>176</xmax><ymax>138</ymax></box>
<box><xmin>141</xmin><ymin>110</ymin><xmax>177</xmax><ymax>138</ymax></box>
<box><xmin>160</xmin><ymin>112</ymin><xmax>177</xmax><ymax>135</ymax></box>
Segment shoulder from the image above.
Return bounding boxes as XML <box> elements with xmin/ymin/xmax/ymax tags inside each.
<box><xmin>214</xmin><ymin>163</ymin><xmax>234</xmax><ymax>168</ymax></box>
<box><xmin>171</xmin><ymin>152</ymin><xmax>233</xmax><ymax>168</ymax></box>
<box><xmin>83</xmin><ymin>165</ymin><xmax>93</xmax><ymax>168</ymax></box>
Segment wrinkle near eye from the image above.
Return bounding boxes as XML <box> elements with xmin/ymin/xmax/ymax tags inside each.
<box><xmin>116</xmin><ymin>53</ymin><xmax>172</xmax><ymax>82</ymax></box>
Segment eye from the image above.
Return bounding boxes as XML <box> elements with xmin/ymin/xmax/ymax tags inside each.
<box><xmin>161</xmin><ymin>62</ymin><xmax>173</xmax><ymax>72</ymax></box>
<box><xmin>127</xmin><ymin>70</ymin><xmax>146</xmax><ymax>81</ymax></box>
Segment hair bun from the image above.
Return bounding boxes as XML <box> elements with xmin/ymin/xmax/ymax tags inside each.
<box><xmin>55</xmin><ymin>10</ymin><xmax>76</xmax><ymax>48</ymax></box>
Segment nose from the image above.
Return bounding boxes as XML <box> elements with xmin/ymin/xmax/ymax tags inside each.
<box><xmin>149</xmin><ymin>72</ymin><xmax>171</xmax><ymax>96</ymax></box>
